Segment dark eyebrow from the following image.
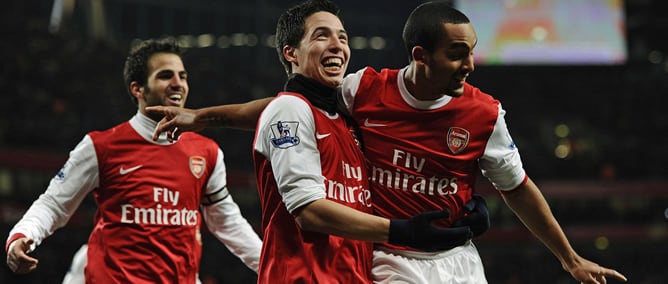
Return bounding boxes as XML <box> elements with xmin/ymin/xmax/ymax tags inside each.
<box><xmin>155</xmin><ymin>69</ymin><xmax>187</xmax><ymax>77</ymax></box>
<box><xmin>311</xmin><ymin>26</ymin><xmax>347</xmax><ymax>37</ymax></box>
<box><xmin>449</xmin><ymin>39</ymin><xmax>476</xmax><ymax>51</ymax></box>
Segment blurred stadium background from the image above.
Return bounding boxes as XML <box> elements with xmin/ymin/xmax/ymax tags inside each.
<box><xmin>1</xmin><ymin>0</ymin><xmax>666</xmax><ymax>283</ymax></box>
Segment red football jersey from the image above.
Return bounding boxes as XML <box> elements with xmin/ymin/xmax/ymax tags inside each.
<box><xmin>341</xmin><ymin>67</ymin><xmax>526</xmax><ymax>251</ymax></box>
<box><xmin>86</xmin><ymin>121</ymin><xmax>218</xmax><ymax>283</ymax></box>
<box><xmin>253</xmin><ymin>93</ymin><xmax>373</xmax><ymax>283</ymax></box>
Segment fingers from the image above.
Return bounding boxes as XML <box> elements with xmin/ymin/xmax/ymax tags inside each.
<box><xmin>581</xmin><ymin>268</ymin><xmax>627</xmax><ymax>284</ymax></box>
<box><xmin>13</xmin><ymin>258</ymin><xmax>39</xmax><ymax>274</ymax></box>
<box><xmin>153</xmin><ymin>118</ymin><xmax>179</xmax><ymax>142</ymax></box>
<box><xmin>144</xmin><ymin>105</ymin><xmax>165</xmax><ymax>114</ymax></box>
<box><xmin>7</xmin><ymin>239</ymin><xmax>39</xmax><ymax>274</ymax></box>
<box><xmin>168</xmin><ymin>127</ymin><xmax>180</xmax><ymax>143</ymax></box>
<box><xmin>603</xmin><ymin>268</ymin><xmax>627</xmax><ymax>282</ymax></box>
<box><xmin>152</xmin><ymin>117</ymin><xmax>168</xmax><ymax>141</ymax></box>
<box><xmin>598</xmin><ymin>274</ymin><xmax>607</xmax><ymax>284</ymax></box>
<box><xmin>442</xmin><ymin>225</ymin><xmax>473</xmax><ymax>240</ymax></box>
<box><xmin>147</xmin><ymin>106</ymin><xmax>180</xmax><ymax>142</ymax></box>
<box><xmin>425</xmin><ymin>209</ymin><xmax>450</xmax><ymax>220</ymax></box>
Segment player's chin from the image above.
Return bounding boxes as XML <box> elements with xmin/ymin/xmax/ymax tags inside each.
<box><xmin>322</xmin><ymin>76</ymin><xmax>343</xmax><ymax>88</ymax></box>
<box><xmin>448</xmin><ymin>86</ymin><xmax>465</xmax><ymax>97</ymax></box>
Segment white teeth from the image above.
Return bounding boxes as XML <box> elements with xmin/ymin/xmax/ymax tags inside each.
<box><xmin>169</xmin><ymin>94</ymin><xmax>182</xmax><ymax>100</ymax></box>
<box><xmin>323</xmin><ymin>58</ymin><xmax>342</xmax><ymax>67</ymax></box>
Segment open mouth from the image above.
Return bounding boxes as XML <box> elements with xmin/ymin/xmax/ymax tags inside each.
<box><xmin>167</xmin><ymin>93</ymin><xmax>183</xmax><ymax>105</ymax></box>
<box><xmin>322</xmin><ymin>57</ymin><xmax>343</xmax><ymax>72</ymax></box>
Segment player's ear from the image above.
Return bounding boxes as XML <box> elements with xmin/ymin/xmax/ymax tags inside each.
<box><xmin>283</xmin><ymin>45</ymin><xmax>298</xmax><ymax>66</ymax></box>
<box><xmin>129</xmin><ymin>81</ymin><xmax>144</xmax><ymax>100</ymax></box>
<box><xmin>411</xmin><ymin>46</ymin><xmax>426</xmax><ymax>64</ymax></box>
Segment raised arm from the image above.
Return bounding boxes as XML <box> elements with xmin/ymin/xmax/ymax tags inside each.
<box><xmin>146</xmin><ymin>97</ymin><xmax>273</xmax><ymax>141</ymax></box>
<box><xmin>501</xmin><ymin>177</ymin><xmax>627</xmax><ymax>283</ymax></box>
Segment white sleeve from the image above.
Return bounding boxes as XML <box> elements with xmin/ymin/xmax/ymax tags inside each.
<box><xmin>254</xmin><ymin>95</ymin><xmax>326</xmax><ymax>213</ymax></box>
<box><xmin>340</xmin><ymin>67</ymin><xmax>367</xmax><ymax>114</ymax></box>
<box><xmin>7</xmin><ymin>135</ymin><xmax>99</xmax><ymax>251</ymax></box>
<box><xmin>479</xmin><ymin>104</ymin><xmax>527</xmax><ymax>191</ymax></box>
<box><xmin>202</xmin><ymin>195</ymin><xmax>262</xmax><ymax>272</ymax></box>
<box><xmin>201</xmin><ymin>148</ymin><xmax>262</xmax><ymax>272</ymax></box>
<box><xmin>62</xmin><ymin>244</ymin><xmax>88</xmax><ymax>284</ymax></box>
<box><xmin>203</xmin><ymin>148</ymin><xmax>227</xmax><ymax>199</ymax></box>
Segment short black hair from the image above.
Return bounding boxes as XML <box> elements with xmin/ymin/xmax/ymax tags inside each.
<box><xmin>122</xmin><ymin>37</ymin><xmax>183</xmax><ymax>105</ymax></box>
<box><xmin>275</xmin><ymin>0</ymin><xmax>340</xmax><ymax>75</ymax></box>
<box><xmin>402</xmin><ymin>1</ymin><xmax>470</xmax><ymax>59</ymax></box>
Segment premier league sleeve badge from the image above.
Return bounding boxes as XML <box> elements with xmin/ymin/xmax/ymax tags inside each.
<box><xmin>270</xmin><ymin>120</ymin><xmax>301</xmax><ymax>149</ymax></box>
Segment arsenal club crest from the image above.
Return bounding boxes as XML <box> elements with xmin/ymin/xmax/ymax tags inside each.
<box><xmin>189</xmin><ymin>156</ymin><xmax>206</xmax><ymax>179</ymax></box>
<box><xmin>447</xmin><ymin>127</ymin><xmax>470</xmax><ymax>154</ymax></box>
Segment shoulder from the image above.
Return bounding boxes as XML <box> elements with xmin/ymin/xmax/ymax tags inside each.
<box><xmin>343</xmin><ymin>66</ymin><xmax>397</xmax><ymax>83</ymax></box>
<box><xmin>463</xmin><ymin>83</ymin><xmax>500</xmax><ymax>109</ymax></box>
<box><xmin>264</xmin><ymin>93</ymin><xmax>313</xmax><ymax>118</ymax></box>
<box><xmin>88</xmin><ymin>121</ymin><xmax>131</xmax><ymax>139</ymax></box>
<box><xmin>464</xmin><ymin>83</ymin><xmax>497</xmax><ymax>103</ymax></box>
<box><xmin>341</xmin><ymin>67</ymin><xmax>399</xmax><ymax>99</ymax></box>
<box><xmin>87</xmin><ymin>121</ymin><xmax>133</xmax><ymax>150</ymax></box>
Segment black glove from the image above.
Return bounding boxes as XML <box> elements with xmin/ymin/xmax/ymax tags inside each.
<box><xmin>452</xmin><ymin>194</ymin><xmax>490</xmax><ymax>238</ymax></box>
<box><xmin>388</xmin><ymin>209</ymin><xmax>473</xmax><ymax>251</ymax></box>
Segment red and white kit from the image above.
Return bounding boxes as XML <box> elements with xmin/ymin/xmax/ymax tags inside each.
<box><xmin>6</xmin><ymin>113</ymin><xmax>261</xmax><ymax>284</ymax></box>
<box><xmin>341</xmin><ymin>67</ymin><xmax>527</xmax><ymax>283</ymax></box>
<box><xmin>253</xmin><ymin>93</ymin><xmax>374</xmax><ymax>283</ymax></box>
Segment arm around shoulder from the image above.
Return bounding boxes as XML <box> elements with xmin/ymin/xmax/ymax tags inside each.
<box><xmin>294</xmin><ymin>199</ymin><xmax>390</xmax><ymax>243</ymax></box>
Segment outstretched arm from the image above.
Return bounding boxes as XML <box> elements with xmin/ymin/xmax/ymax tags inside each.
<box><xmin>146</xmin><ymin>97</ymin><xmax>273</xmax><ymax>141</ymax></box>
<box><xmin>501</xmin><ymin>177</ymin><xmax>627</xmax><ymax>283</ymax></box>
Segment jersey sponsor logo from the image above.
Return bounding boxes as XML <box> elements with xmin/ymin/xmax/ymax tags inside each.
<box><xmin>370</xmin><ymin>149</ymin><xmax>459</xmax><ymax>196</ymax></box>
<box><xmin>324</xmin><ymin>161</ymin><xmax>372</xmax><ymax>207</ymax></box>
<box><xmin>120</xmin><ymin>203</ymin><xmax>198</xmax><ymax>226</ymax></box>
<box><xmin>370</xmin><ymin>164</ymin><xmax>459</xmax><ymax>196</ymax></box>
<box><xmin>447</xmin><ymin>127</ymin><xmax>470</xmax><ymax>154</ymax></box>
<box><xmin>120</xmin><ymin>187</ymin><xmax>198</xmax><ymax>226</ymax></box>
<box><xmin>363</xmin><ymin>118</ymin><xmax>387</xmax><ymax>127</ymax></box>
<box><xmin>270</xmin><ymin>120</ymin><xmax>300</xmax><ymax>149</ymax></box>
<box><xmin>316</xmin><ymin>132</ymin><xmax>331</xmax><ymax>139</ymax></box>
<box><xmin>119</xmin><ymin>164</ymin><xmax>143</xmax><ymax>175</ymax></box>
<box><xmin>189</xmin><ymin>156</ymin><xmax>206</xmax><ymax>179</ymax></box>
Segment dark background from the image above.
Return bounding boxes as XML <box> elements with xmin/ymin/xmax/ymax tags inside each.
<box><xmin>1</xmin><ymin>0</ymin><xmax>666</xmax><ymax>283</ymax></box>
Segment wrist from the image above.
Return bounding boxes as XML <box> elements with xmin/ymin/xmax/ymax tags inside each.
<box><xmin>5</xmin><ymin>233</ymin><xmax>27</xmax><ymax>253</ymax></box>
<box><xmin>559</xmin><ymin>251</ymin><xmax>581</xmax><ymax>272</ymax></box>
<box><xmin>388</xmin><ymin>219</ymin><xmax>412</xmax><ymax>246</ymax></box>
<box><xmin>198</xmin><ymin>109</ymin><xmax>226</xmax><ymax>128</ymax></box>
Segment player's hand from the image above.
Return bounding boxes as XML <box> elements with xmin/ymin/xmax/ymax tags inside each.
<box><xmin>452</xmin><ymin>194</ymin><xmax>490</xmax><ymax>237</ymax></box>
<box><xmin>565</xmin><ymin>255</ymin><xmax>627</xmax><ymax>283</ymax></box>
<box><xmin>389</xmin><ymin>209</ymin><xmax>473</xmax><ymax>251</ymax></box>
<box><xmin>6</xmin><ymin>238</ymin><xmax>39</xmax><ymax>274</ymax></box>
<box><xmin>144</xmin><ymin>106</ymin><xmax>203</xmax><ymax>142</ymax></box>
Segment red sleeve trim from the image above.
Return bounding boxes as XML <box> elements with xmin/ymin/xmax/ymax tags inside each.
<box><xmin>499</xmin><ymin>175</ymin><xmax>529</xmax><ymax>196</ymax></box>
<box><xmin>5</xmin><ymin>233</ymin><xmax>27</xmax><ymax>253</ymax></box>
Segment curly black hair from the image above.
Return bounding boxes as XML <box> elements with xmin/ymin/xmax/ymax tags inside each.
<box><xmin>122</xmin><ymin>37</ymin><xmax>183</xmax><ymax>105</ymax></box>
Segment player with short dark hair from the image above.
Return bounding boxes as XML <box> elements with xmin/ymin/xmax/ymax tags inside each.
<box><xmin>144</xmin><ymin>1</ymin><xmax>627</xmax><ymax>283</ymax></box>
<box><xmin>5</xmin><ymin>37</ymin><xmax>262</xmax><ymax>283</ymax></box>
<box><xmin>249</xmin><ymin>0</ymin><xmax>473</xmax><ymax>282</ymax></box>
<box><xmin>338</xmin><ymin>2</ymin><xmax>626</xmax><ymax>283</ymax></box>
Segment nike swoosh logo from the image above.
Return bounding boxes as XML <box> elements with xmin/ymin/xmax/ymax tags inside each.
<box><xmin>316</xmin><ymin>133</ymin><xmax>331</xmax><ymax>139</ymax></box>
<box><xmin>364</xmin><ymin>118</ymin><xmax>387</xmax><ymax>127</ymax></box>
<box><xmin>120</xmin><ymin>165</ymin><xmax>143</xmax><ymax>175</ymax></box>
